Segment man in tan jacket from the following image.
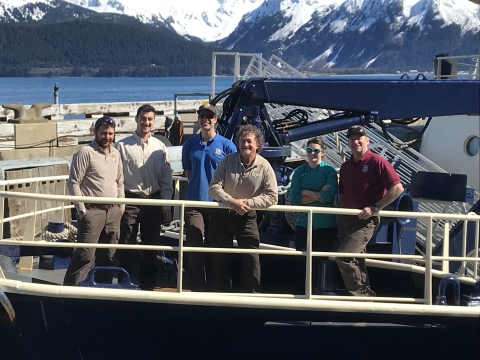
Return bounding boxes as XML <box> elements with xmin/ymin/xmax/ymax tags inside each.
<box><xmin>64</xmin><ymin>117</ymin><xmax>124</xmax><ymax>286</ymax></box>
<box><xmin>208</xmin><ymin>124</ymin><xmax>278</xmax><ymax>292</ymax></box>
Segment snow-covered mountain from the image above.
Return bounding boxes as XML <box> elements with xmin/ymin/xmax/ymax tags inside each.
<box><xmin>2</xmin><ymin>0</ymin><xmax>476</xmax><ymax>42</ymax></box>
<box><xmin>0</xmin><ymin>0</ymin><xmax>266</xmax><ymax>41</ymax></box>
<box><xmin>61</xmin><ymin>0</ymin><xmax>267</xmax><ymax>41</ymax></box>
<box><xmin>1</xmin><ymin>0</ymin><xmax>479</xmax><ymax>70</ymax></box>
<box><xmin>219</xmin><ymin>0</ymin><xmax>480</xmax><ymax>70</ymax></box>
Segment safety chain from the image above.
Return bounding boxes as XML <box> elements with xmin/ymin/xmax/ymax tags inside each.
<box><xmin>277</xmin><ymin>183</ymin><xmax>291</xmax><ymax>196</ymax></box>
<box><xmin>161</xmin><ymin>220</ymin><xmax>182</xmax><ymax>233</ymax></box>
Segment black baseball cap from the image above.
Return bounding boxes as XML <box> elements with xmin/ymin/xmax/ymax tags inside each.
<box><xmin>346</xmin><ymin>125</ymin><xmax>367</xmax><ymax>138</ymax></box>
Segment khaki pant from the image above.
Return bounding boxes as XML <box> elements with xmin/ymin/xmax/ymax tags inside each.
<box><xmin>336</xmin><ymin>215</ymin><xmax>378</xmax><ymax>296</ymax></box>
<box><xmin>64</xmin><ymin>206</ymin><xmax>121</xmax><ymax>286</ymax></box>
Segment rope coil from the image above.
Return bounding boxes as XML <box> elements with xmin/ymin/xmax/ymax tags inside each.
<box><xmin>42</xmin><ymin>222</ymin><xmax>77</xmax><ymax>242</ymax></box>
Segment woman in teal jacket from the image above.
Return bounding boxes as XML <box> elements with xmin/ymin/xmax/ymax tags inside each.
<box><xmin>290</xmin><ymin>137</ymin><xmax>338</xmax><ymax>288</ymax></box>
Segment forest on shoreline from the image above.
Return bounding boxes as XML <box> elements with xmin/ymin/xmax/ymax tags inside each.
<box><xmin>0</xmin><ymin>21</ymin><xmax>224</xmax><ymax>77</ymax></box>
<box><xmin>1</xmin><ymin>20</ymin><xmax>392</xmax><ymax>78</ymax></box>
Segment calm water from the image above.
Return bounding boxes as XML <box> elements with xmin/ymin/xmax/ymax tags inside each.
<box><xmin>0</xmin><ymin>76</ymin><xmax>236</xmax><ymax>105</ymax></box>
<box><xmin>0</xmin><ymin>74</ymin><xmax>434</xmax><ymax>105</ymax></box>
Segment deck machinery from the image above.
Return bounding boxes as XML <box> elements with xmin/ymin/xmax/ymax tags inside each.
<box><xmin>212</xmin><ymin>77</ymin><xmax>480</xmax><ymax>271</ymax></box>
<box><xmin>215</xmin><ymin>77</ymin><xmax>479</xmax><ymax>151</ymax></box>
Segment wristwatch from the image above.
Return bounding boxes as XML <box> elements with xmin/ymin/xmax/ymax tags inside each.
<box><xmin>370</xmin><ymin>205</ymin><xmax>379</xmax><ymax>215</ymax></box>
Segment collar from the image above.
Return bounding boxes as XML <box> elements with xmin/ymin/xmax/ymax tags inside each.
<box><xmin>198</xmin><ymin>132</ymin><xmax>217</xmax><ymax>144</ymax></box>
<box><xmin>349</xmin><ymin>148</ymin><xmax>372</xmax><ymax>163</ymax></box>
<box><xmin>133</xmin><ymin>131</ymin><xmax>150</xmax><ymax>144</ymax></box>
<box><xmin>306</xmin><ymin>161</ymin><xmax>324</xmax><ymax>170</ymax></box>
<box><xmin>235</xmin><ymin>152</ymin><xmax>259</xmax><ymax>168</ymax></box>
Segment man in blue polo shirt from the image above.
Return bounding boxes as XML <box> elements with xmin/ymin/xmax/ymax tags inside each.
<box><xmin>182</xmin><ymin>104</ymin><xmax>237</xmax><ymax>291</ymax></box>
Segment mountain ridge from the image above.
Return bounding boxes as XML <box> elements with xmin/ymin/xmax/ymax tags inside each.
<box><xmin>217</xmin><ymin>0</ymin><xmax>480</xmax><ymax>71</ymax></box>
<box><xmin>1</xmin><ymin>0</ymin><xmax>479</xmax><ymax>73</ymax></box>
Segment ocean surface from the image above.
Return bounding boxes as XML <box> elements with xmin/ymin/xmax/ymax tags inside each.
<box><xmin>0</xmin><ymin>74</ymin><xmax>434</xmax><ymax>105</ymax></box>
<box><xmin>0</xmin><ymin>76</ymin><xmax>236</xmax><ymax>105</ymax></box>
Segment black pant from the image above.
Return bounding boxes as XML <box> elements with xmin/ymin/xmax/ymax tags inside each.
<box><xmin>118</xmin><ymin>191</ymin><xmax>163</xmax><ymax>290</ymax></box>
<box><xmin>185</xmin><ymin>207</ymin><xmax>212</xmax><ymax>291</ymax></box>
<box><xmin>294</xmin><ymin>226</ymin><xmax>338</xmax><ymax>254</ymax></box>
<box><xmin>209</xmin><ymin>208</ymin><xmax>261</xmax><ymax>293</ymax></box>
<box><xmin>294</xmin><ymin>226</ymin><xmax>338</xmax><ymax>291</ymax></box>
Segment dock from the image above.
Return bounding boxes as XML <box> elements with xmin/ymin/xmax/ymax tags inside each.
<box><xmin>0</xmin><ymin>99</ymin><xmax>204</xmax><ymax>162</ymax></box>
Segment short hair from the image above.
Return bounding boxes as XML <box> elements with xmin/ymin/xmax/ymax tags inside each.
<box><xmin>235</xmin><ymin>124</ymin><xmax>264</xmax><ymax>153</ymax></box>
<box><xmin>136</xmin><ymin>104</ymin><xmax>156</xmax><ymax>118</ymax></box>
<box><xmin>94</xmin><ymin>117</ymin><xmax>115</xmax><ymax>131</ymax></box>
<box><xmin>306</xmin><ymin>137</ymin><xmax>327</xmax><ymax>152</ymax></box>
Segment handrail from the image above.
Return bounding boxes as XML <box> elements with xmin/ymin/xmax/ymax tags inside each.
<box><xmin>2</xmin><ymin>189</ymin><xmax>478</xmax><ymax>221</ymax></box>
<box><xmin>433</xmin><ymin>54</ymin><xmax>480</xmax><ymax>80</ymax></box>
<box><xmin>1</xmin><ymin>177</ymin><xmax>479</xmax><ymax>305</ymax></box>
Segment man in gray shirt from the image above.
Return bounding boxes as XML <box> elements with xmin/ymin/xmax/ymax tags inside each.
<box><xmin>64</xmin><ymin>117</ymin><xmax>125</xmax><ymax>286</ymax></box>
<box><xmin>209</xmin><ymin>124</ymin><xmax>278</xmax><ymax>292</ymax></box>
<box><xmin>115</xmin><ymin>104</ymin><xmax>173</xmax><ymax>290</ymax></box>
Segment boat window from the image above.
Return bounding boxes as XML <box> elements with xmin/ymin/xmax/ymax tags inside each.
<box><xmin>465</xmin><ymin>136</ymin><xmax>480</xmax><ymax>156</ymax></box>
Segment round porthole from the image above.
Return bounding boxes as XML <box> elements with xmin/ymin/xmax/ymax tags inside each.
<box><xmin>465</xmin><ymin>136</ymin><xmax>480</xmax><ymax>156</ymax></box>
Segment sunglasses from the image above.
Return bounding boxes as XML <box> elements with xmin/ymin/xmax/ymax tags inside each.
<box><xmin>198</xmin><ymin>113</ymin><xmax>215</xmax><ymax>120</ymax></box>
<box><xmin>306</xmin><ymin>147</ymin><xmax>323</xmax><ymax>154</ymax></box>
<box><xmin>95</xmin><ymin>117</ymin><xmax>116</xmax><ymax>127</ymax></box>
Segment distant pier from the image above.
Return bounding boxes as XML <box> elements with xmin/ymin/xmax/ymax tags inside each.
<box><xmin>0</xmin><ymin>100</ymin><xmax>204</xmax><ymax>157</ymax></box>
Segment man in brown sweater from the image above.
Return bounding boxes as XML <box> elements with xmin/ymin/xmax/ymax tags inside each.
<box><xmin>208</xmin><ymin>124</ymin><xmax>278</xmax><ymax>292</ymax></box>
<box><xmin>64</xmin><ymin>117</ymin><xmax>124</xmax><ymax>286</ymax></box>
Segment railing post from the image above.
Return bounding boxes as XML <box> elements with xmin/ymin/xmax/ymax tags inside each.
<box><xmin>173</xmin><ymin>94</ymin><xmax>178</xmax><ymax>117</ymax></box>
<box><xmin>18</xmin><ymin>181</ymin><xmax>38</xmax><ymax>270</ymax></box>
<box><xmin>51</xmin><ymin>178</ymin><xmax>66</xmax><ymax>222</ymax></box>
<box><xmin>173</xmin><ymin>178</ymin><xmax>182</xmax><ymax>221</ymax></box>
<box><xmin>176</xmin><ymin>202</ymin><xmax>185</xmax><ymax>293</ymax></box>
<box><xmin>442</xmin><ymin>222</ymin><xmax>450</xmax><ymax>272</ymax></box>
<box><xmin>211</xmin><ymin>53</ymin><xmax>217</xmax><ymax>99</ymax></box>
<box><xmin>23</xmin><ymin>181</ymin><xmax>38</xmax><ymax>242</ymax></box>
<box><xmin>461</xmin><ymin>219</ymin><xmax>469</xmax><ymax>276</ymax></box>
<box><xmin>424</xmin><ymin>216</ymin><xmax>433</xmax><ymax>305</ymax></box>
<box><xmin>474</xmin><ymin>216</ymin><xmax>479</xmax><ymax>280</ymax></box>
<box><xmin>0</xmin><ymin>183</ymin><xmax>4</xmax><ymax>241</ymax></box>
<box><xmin>305</xmin><ymin>209</ymin><xmax>313</xmax><ymax>299</ymax></box>
<box><xmin>234</xmin><ymin>52</ymin><xmax>240</xmax><ymax>83</ymax></box>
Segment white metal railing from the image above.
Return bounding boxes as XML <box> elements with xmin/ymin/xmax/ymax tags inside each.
<box><xmin>0</xmin><ymin>100</ymin><xmax>204</xmax><ymax>121</ymax></box>
<box><xmin>0</xmin><ymin>175</ymin><xmax>479</xmax><ymax>306</ymax></box>
<box><xmin>324</xmin><ymin>122</ymin><xmax>480</xmax><ymax>252</ymax></box>
<box><xmin>433</xmin><ymin>54</ymin><xmax>480</xmax><ymax>80</ymax></box>
<box><xmin>209</xmin><ymin>52</ymin><xmax>480</xmax><ymax>253</ymax></box>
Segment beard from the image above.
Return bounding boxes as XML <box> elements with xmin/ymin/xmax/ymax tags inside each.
<box><xmin>96</xmin><ymin>138</ymin><xmax>112</xmax><ymax>149</ymax></box>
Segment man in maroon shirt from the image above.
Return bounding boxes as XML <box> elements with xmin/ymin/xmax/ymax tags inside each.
<box><xmin>337</xmin><ymin>125</ymin><xmax>404</xmax><ymax>296</ymax></box>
